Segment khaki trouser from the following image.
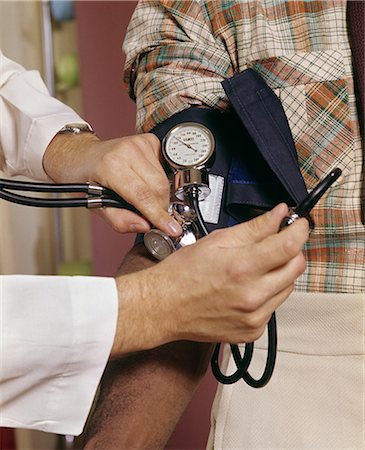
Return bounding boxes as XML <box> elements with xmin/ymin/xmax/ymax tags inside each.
<box><xmin>208</xmin><ymin>292</ymin><xmax>365</xmax><ymax>449</ymax></box>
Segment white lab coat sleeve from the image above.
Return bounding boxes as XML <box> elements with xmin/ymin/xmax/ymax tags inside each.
<box><xmin>0</xmin><ymin>275</ymin><xmax>118</xmax><ymax>436</ymax></box>
<box><xmin>0</xmin><ymin>50</ymin><xmax>88</xmax><ymax>180</ymax></box>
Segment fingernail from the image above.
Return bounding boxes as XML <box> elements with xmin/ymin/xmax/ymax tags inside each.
<box><xmin>167</xmin><ymin>220</ymin><xmax>182</xmax><ymax>236</ymax></box>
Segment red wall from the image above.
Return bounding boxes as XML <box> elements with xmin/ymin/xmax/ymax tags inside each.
<box><xmin>75</xmin><ymin>2</ymin><xmax>217</xmax><ymax>448</ymax></box>
<box><xmin>0</xmin><ymin>428</ymin><xmax>16</xmax><ymax>450</ymax></box>
<box><xmin>76</xmin><ymin>0</ymin><xmax>137</xmax><ymax>276</ymax></box>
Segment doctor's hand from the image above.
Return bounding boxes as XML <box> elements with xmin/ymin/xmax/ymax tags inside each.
<box><xmin>42</xmin><ymin>131</ymin><xmax>182</xmax><ymax>236</ymax></box>
<box><xmin>111</xmin><ymin>203</ymin><xmax>309</xmax><ymax>357</ymax></box>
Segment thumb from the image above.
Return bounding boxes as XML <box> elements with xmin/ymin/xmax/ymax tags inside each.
<box><xmin>226</xmin><ymin>203</ymin><xmax>290</xmax><ymax>246</ymax></box>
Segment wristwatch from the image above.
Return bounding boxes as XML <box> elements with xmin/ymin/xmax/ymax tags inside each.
<box><xmin>57</xmin><ymin>123</ymin><xmax>94</xmax><ymax>134</ymax></box>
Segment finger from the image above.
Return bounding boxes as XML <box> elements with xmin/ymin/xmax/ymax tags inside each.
<box><xmin>214</xmin><ymin>203</ymin><xmax>290</xmax><ymax>248</ymax></box>
<box><xmin>259</xmin><ymin>251</ymin><xmax>306</xmax><ymax>309</ymax></box>
<box><xmin>239</xmin><ymin>203</ymin><xmax>290</xmax><ymax>242</ymax></box>
<box><xmin>105</xmin><ymin>147</ymin><xmax>182</xmax><ymax>235</ymax></box>
<box><xmin>126</xmin><ymin>133</ymin><xmax>166</xmax><ymax>174</ymax></box>
<box><xmin>248</xmin><ymin>219</ymin><xmax>308</xmax><ymax>275</ymax></box>
<box><xmin>136</xmin><ymin>133</ymin><xmax>164</xmax><ymax>170</ymax></box>
<box><xmin>266</xmin><ymin>283</ymin><xmax>295</xmax><ymax>314</ymax></box>
<box><xmin>129</xmin><ymin>154</ymin><xmax>171</xmax><ymax>209</ymax></box>
<box><xmin>227</xmin><ymin>249</ymin><xmax>305</xmax><ymax>318</ymax></box>
<box><xmin>121</xmin><ymin>175</ymin><xmax>181</xmax><ymax>236</ymax></box>
<box><xmin>242</xmin><ymin>218</ymin><xmax>309</xmax><ymax>275</ymax></box>
<box><xmin>218</xmin><ymin>282</ymin><xmax>295</xmax><ymax>345</ymax></box>
<box><xmin>103</xmin><ymin>145</ymin><xmax>168</xmax><ymax>208</ymax></box>
<box><xmin>95</xmin><ymin>208</ymin><xmax>151</xmax><ymax>234</ymax></box>
<box><xmin>234</xmin><ymin>283</ymin><xmax>295</xmax><ymax>344</ymax></box>
<box><xmin>95</xmin><ymin>134</ymin><xmax>172</xmax><ymax>212</ymax></box>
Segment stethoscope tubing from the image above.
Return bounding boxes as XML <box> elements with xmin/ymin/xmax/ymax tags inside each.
<box><xmin>189</xmin><ymin>187</ymin><xmax>278</xmax><ymax>387</ymax></box>
<box><xmin>0</xmin><ymin>178</ymin><xmax>139</xmax><ymax>212</ymax></box>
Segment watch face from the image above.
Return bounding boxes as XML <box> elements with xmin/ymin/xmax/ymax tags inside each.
<box><xmin>162</xmin><ymin>123</ymin><xmax>215</xmax><ymax>169</ymax></box>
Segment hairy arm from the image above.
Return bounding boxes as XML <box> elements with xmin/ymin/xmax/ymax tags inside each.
<box><xmin>82</xmin><ymin>244</ymin><xmax>213</xmax><ymax>450</ymax></box>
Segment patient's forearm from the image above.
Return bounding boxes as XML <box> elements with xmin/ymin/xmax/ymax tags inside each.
<box><xmin>83</xmin><ymin>342</ymin><xmax>212</xmax><ymax>450</ymax></box>
<box><xmin>82</xmin><ymin>244</ymin><xmax>213</xmax><ymax>449</ymax></box>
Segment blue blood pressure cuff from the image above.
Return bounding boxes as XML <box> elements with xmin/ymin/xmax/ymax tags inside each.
<box><xmin>150</xmin><ymin>70</ymin><xmax>308</xmax><ymax>232</ymax></box>
<box><xmin>136</xmin><ymin>68</ymin><xmax>308</xmax><ymax>246</ymax></box>
<box><xmin>152</xmin><ymin>108</ymin><xmax>286</xmax><ymax>231</ymax></box>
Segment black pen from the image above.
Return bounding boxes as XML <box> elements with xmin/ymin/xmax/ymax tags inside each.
<box><xmin>281</xmin><ymin>168</ymin><xmax>342</xmax><ymax>228</ymax></box>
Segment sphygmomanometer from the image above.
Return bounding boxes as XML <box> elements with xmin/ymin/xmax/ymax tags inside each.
<box><xmin>0</xmin><ymin>69</ymin><xmax>341</xmax><ymax>388</ymax></box>
<box><xmin>141</xmin><ymin>86</ymin><xmax>340</xmax><ymax>387</ymax></box>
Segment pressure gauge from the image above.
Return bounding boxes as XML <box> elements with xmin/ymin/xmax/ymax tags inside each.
<box><xmin>144</xmin><ymin>123</ymin><xmax>215</xmax><ymax>260</ymax></box>
<box><xmin>162</xmin><ymin>123</ymin><xmax>215</xmax><ymax>170</ymax></box>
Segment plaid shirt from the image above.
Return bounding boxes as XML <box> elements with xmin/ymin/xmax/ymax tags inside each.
<box><xmin>123</xmin><ymin>0</ymin><xmax>364</xmax><ymax>293</ymax></box>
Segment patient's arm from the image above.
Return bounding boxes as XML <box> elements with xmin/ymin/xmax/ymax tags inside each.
<box><xmin>82</xmin><ymin>244</ymin><xmax>213</xmax><ymax>450</ymax></box>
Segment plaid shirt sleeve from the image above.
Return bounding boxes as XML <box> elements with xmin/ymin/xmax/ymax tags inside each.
<box><xmin>123</xmin><ymin>0</ymin><xmax>234</xmax><ymax>132</ymax></box>
<box><xmin>123</xmin><ymin>0</ymin><xmax>365</xmax><ymax>294</ymax></box>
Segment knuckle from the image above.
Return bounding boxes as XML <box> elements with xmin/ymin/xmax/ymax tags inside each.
<box><xmin>133</xmin><ymin>183</ymin><xmax>154</xmax><ymax>203</ymax></box>
<box><xmin>144</xmin><ymin>132</ymin><xmax>160</xmax><ymax>147</ymax></box>
<box><xmin>208</xmin><ymin>228</ymin><xmax>234</xmax><ymax>247</ymax></box>
<box><xmin>295</xmin><ymin>252</ymin><xmax>307</xmax><ymax>276</ymax></box>
<box><xmin>241</xmin><ymin>289</ymin><xmax>263</xmax><ymax>313</ymax></box>
<box><xmin>208</xmin><ymin>228</ymin><xmax>225</xmax><ymax>241</ymax></box>
<box><xmin>154</xmin><ymin>178</ymin><xmax>170</xmax><ymax>197</ymax></box>
<box><xmin>246</xmin><ymin>313</ymin><xmax>263</xmax><ymax>331</ymax></box>
<box><xmin>98</xmin><ymin>149</ymin><xmax>130</xmax><ymax>179</ymax></box>
<box><xmin>112</xmin><ymin>223</ymin><xmax>127</xmax><ymax>233</ymax></box>
<box><xmin>134</xmin><ymin>133</ymin><xmax>159</xmax><ymax>150</ymax></box>
<box><xmin>244</xmin><ymin>216</ymin><xmax>262</xmax><ymax>239</ymax></box>
<box><xmin>243</xmin><ymin>313</ymin><xmax>266</xmax><ymax>338</ymax></box>
<box><xmin>287</xmin><ymin>283</ymin><xmax>295</xmax><ymax>296</ymax></box>
<box><xmin>226</xmin><ymin>261</ymin><xmax>245</xmax><ymax>285</ymax></box>
<box><xmin>281</xmin><ymin>283</ymin><xmax>295</xmax><ymax>301</ymax></box>
<box><xmin>282</xmin><ymin>237</ymin><xmax>301</xmax><ymax>258</ymax></box>
<box><xmin>118</xmin><ymin>134</ymin><xmax>143</xmax><ymax>153</ymax></box>
<box><xmin>99</xmin><ymin>149</ymin><xmax>120</xmax><ymax>171</ymax></box>
<box><xmin>246</xmin><ymin>325</ymin><xmax>266</xmax><ymax>343</ymax></box>
<box><xmin>276</xmin><ymin>283</ymin><xmax>294</xmax><ymax>305</ymax></box>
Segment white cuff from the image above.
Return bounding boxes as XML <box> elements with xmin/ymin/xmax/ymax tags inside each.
<box><xmin>0</xmin><ymin>275</ymin><xmax>118</xmax><ymax>435</ymax></box>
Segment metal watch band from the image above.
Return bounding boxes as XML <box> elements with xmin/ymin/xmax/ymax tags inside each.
<box><xmin>57</xmin><ymin>123</ymin><xmax>94</xmax><ymax>134</ymax></box>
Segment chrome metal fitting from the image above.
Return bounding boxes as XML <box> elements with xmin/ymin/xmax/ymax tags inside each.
<box><xmin>174</xmin><ymin>168</ymin><xmax>210</xmax><ymax>200</ymax></box>
<box><xmin>87</xmin><ymin>182</ymin><xmax>104</xmax><ymax>196</ymax></box>
<box><xmin>87</xmin><ymin>197</ymin><xmax>103</xmax><ymax>209</ymax></box>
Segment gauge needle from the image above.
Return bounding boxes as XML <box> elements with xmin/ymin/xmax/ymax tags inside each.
<box><xmin>175</xmin><ymin>137</ymin><xmax>198</xmax><ymax>152</ymax></box>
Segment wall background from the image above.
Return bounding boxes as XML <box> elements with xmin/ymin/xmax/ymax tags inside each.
<box><xmin>0</xmin><ymin>0</ymin><xmax>92</xmax><ymax>278</ymax></box>
<box><xmin>0</xmin><ymin>2</ymin><xmax>90</xmax><ymax>448</ymax></box>
<box><xmin>75</xmin><ymin>0</ymin><xmax>137</xmax><ymax>276</ymax></box>
<box><xmin>0</xmin><ymin>1</ymin><xmax>56</xmax><ymax>277</ymax></box>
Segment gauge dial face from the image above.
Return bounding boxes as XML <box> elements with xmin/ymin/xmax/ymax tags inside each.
<box><xmin>162</xmin><ymin>123</ymin><xmax>215</xmax><ymax>169</ymax></box>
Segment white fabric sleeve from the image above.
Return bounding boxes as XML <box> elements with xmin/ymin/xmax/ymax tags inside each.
<box><xmin>0</xmin><ymin>275</ymin><xmax>118</xmax><ymax>436</ymax></box>
<box><xmin>0</xmin><ymin>50</ymin><xmax>88</xmax><ymax>180</ymax></box>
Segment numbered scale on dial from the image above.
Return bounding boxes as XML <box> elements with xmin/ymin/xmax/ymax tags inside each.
<box><xmin>162</xmin><ymin>122</ymin><xmax>215</xmax><ymax>170</ymax></box>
